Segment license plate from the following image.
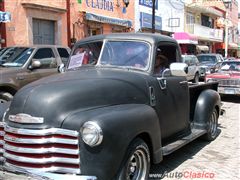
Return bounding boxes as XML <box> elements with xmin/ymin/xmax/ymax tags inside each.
<box><xmin>224</xmin><ymin>89</ymin><xmax>235</xmax><ymax>94</ymax></box>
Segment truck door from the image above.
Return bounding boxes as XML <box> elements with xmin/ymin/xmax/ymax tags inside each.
<box><xmin>153</xmin><ymin>44</ymin><xmax>190</xmax><ymax>141</ymax></box>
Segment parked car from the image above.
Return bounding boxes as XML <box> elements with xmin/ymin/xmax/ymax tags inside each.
<box><xmin>181</xmin><ymin>54</ymin><xmax>200</xmax><ymax>83</ymax></box>
<box><xmin>0</xmin><ymin>33</ymin><xmax>221</xmax><ymax>180</ymax></box>
<box><xmin>205</xmin><ymin>60</ymin><xmax>240</xmax><ymax>95</ymax></box>
<box><xmin>224</xmin><ymin>57</ymin><xmax>236</xmax><ymax>61</ymax></box>
<box><xmin>0</xmin><ymin>45</ymin><xmax>70</xmax><ymax>103</ymax></box>
<box><xmin>0</xmin><ymin>47</ymin><xmax>32</xmax><ymax>65</ymax></box>
<box><xmin>197</xmin><ymin>53</ymin><xmax>224</xmax><ymax>79</ymax></box>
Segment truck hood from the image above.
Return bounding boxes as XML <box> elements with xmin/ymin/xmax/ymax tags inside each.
<box><xmin>199</xmin><ymin>62</ymin><xmax>216</xmax><ymax>68</ymax></box>
<box><xmin>5</xmin><ymin>68</ymin><xmax>149</xmax><ymax>129</ymax></box>
<box><xmin>206</xmin><ymin>71</ymin><xmax>240</xmax><ymax>79</ymax></box>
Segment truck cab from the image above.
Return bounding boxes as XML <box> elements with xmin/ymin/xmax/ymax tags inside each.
<box><xmin>0</xmin><ymin>33</ymin><xmax>221</xmax><ymax>180</ymax></box>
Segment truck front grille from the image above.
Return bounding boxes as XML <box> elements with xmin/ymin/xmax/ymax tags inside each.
<box><xmin>218</xmin><ymin>79</ymin><xmax>240</xmax><ymax>87</ymax></box>
<box><xmin>0</xmin><ymin>123</ymin><xmax>80</xmax><ymax>174</ymax></box>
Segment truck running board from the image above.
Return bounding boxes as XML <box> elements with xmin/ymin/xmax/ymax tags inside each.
<box><xmin>162</xmin><ymin>129</ymin><xmax>206</xmax><ymax>156</ymax></box>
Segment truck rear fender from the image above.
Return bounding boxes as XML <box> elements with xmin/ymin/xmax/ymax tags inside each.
<box><xmin>62</xmin><ymin>104</ymin><xmax>162</xmax><ymax>180</ymax></box>
<box><xmin>193</xmin><ymin>89</ymin><xmax>221</xmax><ymax>129</ymax></box>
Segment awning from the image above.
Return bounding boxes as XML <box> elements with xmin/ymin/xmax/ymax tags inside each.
<box><xmin>173</xmin><ymin>32</ymin><xmax>198</xmax><ymax>44</ymax></box>
<box><xmin>186</xmin><ymin>3</ymin><xmax>224</xmax><ymax>17</ymax></box>
<box><xmin>85</xmin><ymin>12</ymin><xmax>132</xmax><ymax>27</ymax></box>
<box><xmin>196</xmin><ymin>45</ymin><xmax>209</xmax><ymax>51</ymax></box>
<box><xmin>229</xmin><ymin>43</ymin><xmax>238</xmax><ymax>49</ymax></box>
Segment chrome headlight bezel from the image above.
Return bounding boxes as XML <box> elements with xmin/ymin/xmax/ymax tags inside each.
<box><xmin>80</xmin><ymin>121</ymin><xmax>103</xmax><ymax>147</ymax></box>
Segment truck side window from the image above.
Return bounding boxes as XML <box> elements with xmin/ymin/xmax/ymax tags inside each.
<box><xmin>57</xmin><ymin>48</ymin><xmax>70</xmax><ymax>66</ymax></box>
<box><xmin>156</xmin><ymin>45</ymin><xmax>180</xmax><ymax>65</ymax></box>
<box><xmin>33</xmin><ymin>48</ymin><xmax>56</xmax><ymax>69</ymax></box>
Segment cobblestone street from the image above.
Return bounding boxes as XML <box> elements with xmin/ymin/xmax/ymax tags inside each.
<box><xmin>150</xmin><ymin>96</ymin><xmax>240</xmax><ymax>180</ymax></box>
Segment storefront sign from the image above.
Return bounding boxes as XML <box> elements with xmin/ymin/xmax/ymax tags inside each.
<box><xmin>139</xmin><ymin>0</ymin><xmax>158</xmax><ymax>10</ymax></box>
<box><xmin>86</xmin><ymin>12</ymin><xmax>132</xmax><ymax>27</ymax></box>
<box><xmin>140</xmin><ymin>12</ymin><xmax>162</xmax><ymax>30</ymax></box>
<box><xmin>86</xmin><ymin>0</ymin><xmax>114</xmax><ymax>12</ymax></box>
<box><xmin>0</xmin><ymin>11</ymin><xmax>11</xmax><ymax>22</ymax></box>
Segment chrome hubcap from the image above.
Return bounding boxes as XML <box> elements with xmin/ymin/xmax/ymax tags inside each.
<box><xmin>127</xmin><ymin>149</ymin><xmax>147</xmax><ymax>180</ymax></box>
<box><xmin>209</xmin><ymin>111</ymin><xmax>218</xmax><ymax>137</ymax></box>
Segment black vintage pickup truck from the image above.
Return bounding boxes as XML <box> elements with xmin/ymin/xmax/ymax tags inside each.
<box><xmin>0</xmin><ymin>33</ymin><xmax>221</xmax><ymax>180</ymax></box>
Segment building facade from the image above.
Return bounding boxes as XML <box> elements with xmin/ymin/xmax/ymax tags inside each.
<box><xmin>0</xmin><ymin>0</ymin><xmax>68</xmax><ymax>47</ymax></box>
<box><xmin>0</xmin><ymin>0</ymin><xmax>238</xmax><ymax>57</ymax></box>
<box><xmin>135</xmin><ymin>0</ymin><xmax>185</xmax><ymax>36</ymax></box>
<box><xmin>69</xmin><ymin>0</ymin><xmax>134</xmax><ymax>45</ymax></box>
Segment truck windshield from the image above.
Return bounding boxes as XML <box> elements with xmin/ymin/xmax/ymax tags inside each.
<box><xmin>197</xmin><ymin>55</ymin><xmax>217</xmax><ymax>63</ymax></box>
<box><xmin>98</xmin><ymin>41</ymin><xmax>150</xmax><ymax>70</ymax></box>
<box><xmin>2</xmin><ymin>48</ymin><xmax>34</xmax><ymax>67</ymax></box>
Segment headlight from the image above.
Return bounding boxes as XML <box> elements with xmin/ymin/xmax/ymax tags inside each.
<box><xmin>80</xmin><ymin>121</ymin><xmax>103</xmax><ymax>147</ymax></box>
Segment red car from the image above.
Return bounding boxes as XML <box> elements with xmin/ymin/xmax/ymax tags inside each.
<box><xmin>205</xmin><ymin>60</ymin><xmax>240</xmax><ymax>95</ymax></box>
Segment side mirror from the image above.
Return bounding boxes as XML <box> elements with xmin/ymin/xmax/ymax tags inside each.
<box><xmin>170</xmin><ymin>62</ymin><xmax>188</xmax><ymax>77</ymax></box>
<box><xmin>29</xmin><ymin>60</ymin><xmax>41</xmax><ymax>70</ymax></box>
<box><xmin>58</xmin><ymin>63</ymin><xmax>65</xmax><ymax>73</ymax></box>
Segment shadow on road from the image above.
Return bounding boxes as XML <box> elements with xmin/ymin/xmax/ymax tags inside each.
<box><xmin>221</xmin><ymin>95</ymin><xmax>240</xmax><ymax>103</ymax></box>
<box><xmin>149</xmin><ymin>128</ymin><xmax>221</xmax><ymax>179</ymax></box>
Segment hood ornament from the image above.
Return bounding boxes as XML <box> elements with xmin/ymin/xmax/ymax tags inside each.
<box><xmin>9</xmin><ymin>113</ymin><xmax>44</xmax><ymax>124</ymax></box>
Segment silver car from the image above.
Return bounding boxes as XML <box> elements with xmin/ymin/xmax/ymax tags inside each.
<box><xmin>0</xmin><ymin>45</ymin><xmax>70</xmax><ymax>103</ymax></box>
<box><xmin>182</xmin><ymin>55</ymin><xmax>200</xmax><ymax>83</ymax></box>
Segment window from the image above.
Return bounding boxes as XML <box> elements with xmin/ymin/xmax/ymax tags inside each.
<box><xmin>68</xmin><ymin>42</ymin><xmax>103</xmax><ymax>70</ymax></box>
<box><xmin>57</xmin><ymin>48</ymin><xmax>70</xmax><ymax>65</ymax></box>
<box><xmin>33</xmin><ymin>48</ymin><xmax>56</xmax><ymax>68</ymax></box>
<box><xmin>99</xmin><ymin>41</ymin><xmax>150</xmax><ymax>69</ymax></box>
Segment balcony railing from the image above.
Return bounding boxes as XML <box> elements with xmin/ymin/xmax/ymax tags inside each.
<box><xmin>186</xmin><ymin>24</ymin><xmax>223</xmax><ymax>42</ymax></box>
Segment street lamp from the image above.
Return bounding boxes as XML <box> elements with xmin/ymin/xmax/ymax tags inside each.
<box><xmin>223</xmin><ymin>0</ymin><xmax>232</xmax><ymax>58</ymax></box>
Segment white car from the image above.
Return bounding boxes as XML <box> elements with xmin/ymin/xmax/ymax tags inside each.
<box><xmin>182</xmin><ymin>55</ymin><xmax>200</xmax><ymax>83</ymax></box>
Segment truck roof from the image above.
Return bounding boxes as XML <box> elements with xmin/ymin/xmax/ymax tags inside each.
<box><xmin>75</xmin><ymin>33</ymin><xmax>178</xmax><ymax>45</ymax></box>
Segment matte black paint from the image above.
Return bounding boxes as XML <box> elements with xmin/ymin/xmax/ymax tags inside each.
<box><xmin>1</xmin><ymin>33</ymin><xmax>221</xmax><ymax>180</ymax></box>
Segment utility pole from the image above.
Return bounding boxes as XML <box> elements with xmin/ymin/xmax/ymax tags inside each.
<box><xmin>223</xmin><ymin>0</ymin><xmax>232</xmax><ymax>58</ymax></box>
<box><xmin>152</xmin><ymin>0</ymin><xmax>155</xmax><ymax>33</ymax></box>
<box><xmin>224</xmin><ymin>10</ymin><xmax>228</xmax><ymax>58</ymax></box>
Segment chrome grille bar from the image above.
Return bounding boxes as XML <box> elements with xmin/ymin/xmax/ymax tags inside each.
<box><xmin>5</xmin><ymin>162</ymin><xmax>81</xmax><ymax>174</ymax></box>
<box><xmin>4</xmin><ymin>143</ymin><xmax>79</xmax><ymax>155</ymax></box>
<box><xmin>4</xmin><ymin>152</ymin><xmax>80</xmax><ymax>164</ymax></box>
<box><xmin>4</xmin><ymin>125</ymin><xmax>78</xmax><ymax>137</ymax></box>
<box><xmin>4</xmin><ymin>134</ymin><xmax>78</xmax><ymax>145</ymax></box>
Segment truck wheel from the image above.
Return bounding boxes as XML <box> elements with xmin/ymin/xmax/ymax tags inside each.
<box><xmin>0</xmin><ymin>92</ymin><xmax>13</xmax><ymax>104</ymax></box>
<box><xmin>118</xmin><ymin>138</ymin><xmax>150</xmax><ymax>180</ymax></box>
<box><xmin>202</xmin><ymin>109</ymin><xmax>218</xmax><ymax>141</ymax></box>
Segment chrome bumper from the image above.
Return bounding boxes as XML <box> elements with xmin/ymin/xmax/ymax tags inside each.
<box><xmin>218</xmin><ymin>87</ymin><xmax>240</xmax><ymax>95</ymax></box>
<box><xmin>0</xmin><ymin>165</ymin><xmax>97</xmax><ymax>180</ymax></box>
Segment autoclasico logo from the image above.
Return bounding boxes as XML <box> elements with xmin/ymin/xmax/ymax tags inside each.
<box><xmin>149</xmin><ymin>171</ymin><xmax>215</xmax><ymax>179</ymax></box>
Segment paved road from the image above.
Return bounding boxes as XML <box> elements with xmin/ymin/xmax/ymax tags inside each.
<box><xmin>150</xmin><ymin>95</ymin><xmax>240</xmax><ymax>180</ymax></box>
<box><xmin>0</xmin><ymin>96</ymin><xmax>239</xmax><ymax>180</ymax></box>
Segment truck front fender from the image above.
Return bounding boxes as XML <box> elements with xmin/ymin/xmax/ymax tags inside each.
<box><xmin>62</xmin><ymin>104</ymin><xmax>162</xmax><ymax>180</ymax></box>
<box><xmin>193</xmin><ymin>89</ymin><xmax>221</xmax><ymax>128</ymax></box>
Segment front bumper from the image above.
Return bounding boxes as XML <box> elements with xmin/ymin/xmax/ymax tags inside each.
<box><xmin>0</xmin><ymin>165</ymin><xmax>97</xmax><ymax>180</ymax></box>
<box><xmin>218</xmin><ymin>87</ymin><xmax>240</xmax><ymax>95</ymax></box>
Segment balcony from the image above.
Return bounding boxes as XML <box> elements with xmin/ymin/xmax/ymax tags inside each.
<box><xmin>186</xmin><ymin>24</ymin><xmax>223</xmax><ymax>42</ymax></box>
